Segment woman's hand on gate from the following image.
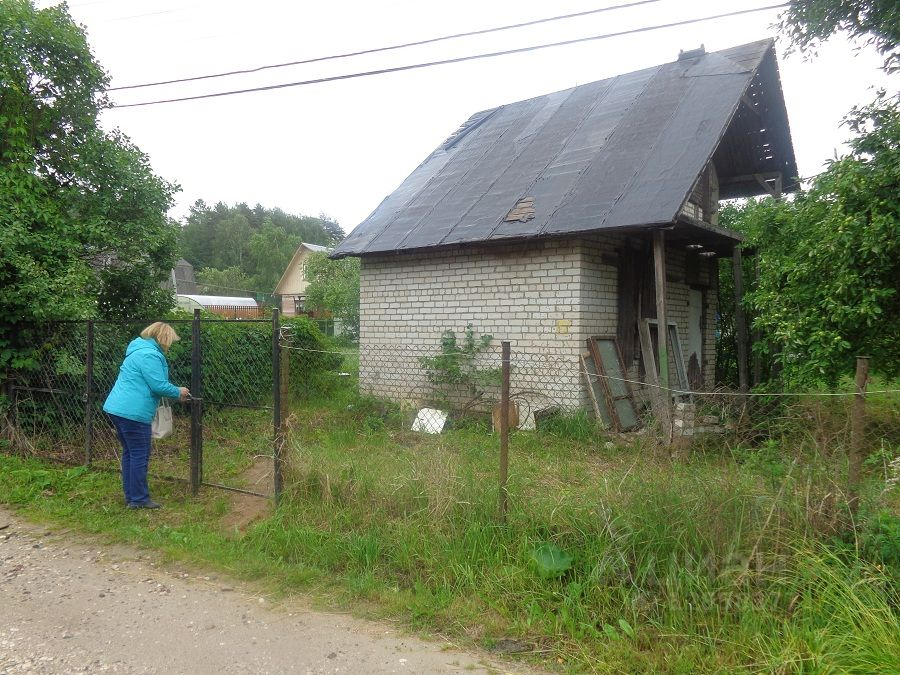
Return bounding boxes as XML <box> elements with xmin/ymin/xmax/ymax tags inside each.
<box><xmin>179</xmin><ymin>387</ymin><xmax>191</xmax><ymax>402</ymax></box>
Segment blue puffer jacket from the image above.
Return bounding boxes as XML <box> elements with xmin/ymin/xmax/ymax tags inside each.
<box><xmin>103</xmin><ymin>337</ymin><xmax>181</xmax><ymax>423</ymax></box>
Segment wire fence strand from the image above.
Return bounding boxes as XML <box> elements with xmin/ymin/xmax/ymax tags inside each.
<box><xmin>4</xmin><ymin>325</ymin><xmax>898</xmax><ymax>509</ymax></box>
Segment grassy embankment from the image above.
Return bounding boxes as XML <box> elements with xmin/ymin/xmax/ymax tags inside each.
<box><xmin>2</xmin><ymin>372</ymin><xmax>899</xmax><ymax>672</ymax></box>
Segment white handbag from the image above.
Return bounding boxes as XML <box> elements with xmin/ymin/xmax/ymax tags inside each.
<box><xmin>151</xmin><ymin>399</ymin><xmax>173</xmax><ymax>439</ymax></box>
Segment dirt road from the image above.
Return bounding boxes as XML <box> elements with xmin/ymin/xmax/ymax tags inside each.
<box><xmin>0</xmin><ymin>508</ymin><xmax>522</xmax><ymax>674</ymax></box>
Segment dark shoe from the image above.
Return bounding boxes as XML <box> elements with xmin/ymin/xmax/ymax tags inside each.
<box><xmin>127</xmin><ymin>500</ymin><xmax>161</xmax><ymax>510</ymax></box>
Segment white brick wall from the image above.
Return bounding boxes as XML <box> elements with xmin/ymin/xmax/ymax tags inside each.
<box><xmin>358</xmin><ymin>235</ymin><xmax>718</xmax><ymax>413</ymax></box>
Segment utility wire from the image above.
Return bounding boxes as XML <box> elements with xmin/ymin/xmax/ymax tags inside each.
<box><xmin>110</xmin><ymin>0</ymin><xmax>665</xmax><ymax>91</ymax></box>
<box><xmin>113</xmin><ymin>3</ymin><xmax>789</xmax><ymax>108</ymax></box>
<box><xmin>277</xmin><ymin>344</ymin><xmax>900</xmax><ymax>397</ymax></box>
<box><xmin>583</xmin><ymin>370</ymin><xmax>900</xmax><ymax>398</ymax></box>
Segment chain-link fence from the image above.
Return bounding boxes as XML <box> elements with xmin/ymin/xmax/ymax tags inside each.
<box><xmin>281</xmin><ymin>341</ymin><xmax>589</xmax><ymax>434</ymax></box>
<box><xmin>5</xmin><ymin>323</ymin><xmax>898</xmax><ymax>521</ymax></box>
<box><xmin>2</xmin><ymin>313</ymin><xmax>281</xmax><ymax>500</ymax></box>
<box><xmin>285</xmin><ymin>341</ymin><xmax>898</xmax><ymax>441</ymax></box>
<box><xmin>283</xmin><ymin>339</ymin><xmax>898</xmax><ymax>520</ymax></box>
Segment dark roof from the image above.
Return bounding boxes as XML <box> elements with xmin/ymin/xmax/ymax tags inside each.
<box><xmin>333</xmin><ymin>39</ymin><xmax>797</xmax><ymax>259</ymax></box>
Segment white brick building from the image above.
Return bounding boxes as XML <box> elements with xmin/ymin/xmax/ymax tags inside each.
<box><xmin>357</xmin><ymin>234</ymin><xmax>718</xmax><ymax>411</ymax></box>
<box><xmin>333</xmin><ymin>40</ymin><xmax>797</xmax><ymax>421</ymax></box>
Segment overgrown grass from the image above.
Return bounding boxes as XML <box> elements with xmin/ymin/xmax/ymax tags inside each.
<box><xmin>275</xmin><ymin>401</ymin><xmax>900</xmax><ymax>672</ymax></box>
<box><xmin>2</xmin><ymin>390</ymin><xmax>899</xmax><ymax>672</ymax></box>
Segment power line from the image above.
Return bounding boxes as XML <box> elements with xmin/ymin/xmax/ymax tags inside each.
<box><xmin>48</xmin><ymin>0</ymin><xmax>186</xmax><ymax>21</ymax></box>
<box><xmin>60</xmin><ymin>0</ymin><xmax>128</xmax><ymax>7</ymax></box>
<box><xmin>109</xmin><ymin>0</ymin><xmax>665</xmax><ymax>91</ymax></box>
<box><xmin>112</xmin><ymin>3</ymin><xmax>789</xmax><ymax>109</ymax></box>
<box><xmin>106</xmin><ymin>8</ymin><xmax>183</xmax><ymax>22</ymax></box>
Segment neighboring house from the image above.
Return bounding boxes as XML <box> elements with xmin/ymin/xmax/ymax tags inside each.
<box><xmin>173</xmin><ymin>259</ymin><xmax>198</xmax><ymax>294</ymax></box>
<box><xmin>331</xmin><ymin>40</ymin><xmax>797</xmax><ymax>412</ymax></box>
<box><xmin>176</xmin><ymin>294</ymin><xmax>260</xmax><ymax>318</ymax></box>
<box><xmin>274</xmin><ymin>242</ymin><xmax>332</xmax><ymax>316</ymax></box>
<box><xmin>161</xmin><ymin>258</ymin><xmax>198</xmax><ymax>294</ymax></box>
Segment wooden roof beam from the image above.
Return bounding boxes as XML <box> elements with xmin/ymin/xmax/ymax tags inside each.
<box><xmin>720</xmin><ymin>171</ymin><xmax>783</xmax><ymax>198</ymax></box>
<box><xmin>740</xmin><ymin>94</ymin><xmax>760</xmax><ymax>116</ymax></box>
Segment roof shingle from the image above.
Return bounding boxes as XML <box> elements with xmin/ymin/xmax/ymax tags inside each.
<box><xmin>334</xmin><ymin>39</ymin><xmax>796</xmax><ymax>258</ymax></box>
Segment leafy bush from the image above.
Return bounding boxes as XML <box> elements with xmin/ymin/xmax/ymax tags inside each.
<box><xmin>537</xmin><ymin>408</ymin><xmax>599</xmax><ymax>441</ymax></box>
<box><xmin>182</xmin><ymin>318</ymin><xmax>270</xmax><ymax>405</ymax></box>
<box><xmin>859</xmin><ymin>511</ymin><xmax>900</xmax><ymax>567</ymax></box>
<box><xmin>283</xmin><ymin>316</ymin><xmax>343</xmax><ymax>399</ymax></box>
<box><xmin>302</xmin><ymin>253</ymin><xmax>360</xmax><ymax>340</ymax></box>
<box><xmin>0</xmin><ymin>1</ymin><xmax>178</xmax><ymax>373</ymax></box>
<box><xmin>8</xmin><ymin>315</ymin><xmax>341</xmax><ymax>425</ymax></box>
<box><xmin>187</xmin><ymin>314</ymin><xmax>341</xmax><ymax>405</ymax></box>
<box><xmin>530</xmin><ymin>543</ymin><xmax>574</xmax><ymax>579</ymax></box>
<box><xmin>420</xmin><ymin>324</ymin><xmax>498</xmax><ymax>406</ymax></box>
<box><xmin>720</xmin><ymin>95</ymin><xmax>900</xmax><ymax>388</ymax></box>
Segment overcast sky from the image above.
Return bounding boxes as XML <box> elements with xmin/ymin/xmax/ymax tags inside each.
<box><xmin>40</xmin><ymin>0</ymin><xmax>893</xmax><ymax>234</ymax></box>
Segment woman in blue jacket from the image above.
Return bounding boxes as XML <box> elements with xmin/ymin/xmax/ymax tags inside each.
<box><xmin>103</xmin><ymin>322</ymin><xmax>190</xmax><ymax>509</ymax></box>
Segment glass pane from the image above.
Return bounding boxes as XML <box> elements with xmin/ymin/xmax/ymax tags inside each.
<box><xmin>597</xmin><ymin>340</ymin><xmax>629</xmax><ymax>397</ymax></box>
<box><xmin>614</xmin><ymin>398</ymin><xmax>639</xmax><ymax>430</ymax></box>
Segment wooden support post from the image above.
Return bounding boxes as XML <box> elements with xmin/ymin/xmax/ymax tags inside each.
<box><xmin>732</xmin><ymin>246</ymin><xmax>749</xmax><ymax>394</ymax></box>
<box><xmin>499</xmin><ymin>341</ymin><xmax>510</xmax><ymax>521</ymax></box>
<box><xmin>847</xmin><ymin>356</ymin><xmax>870</xmax><ymax>519</ymax></box>
<box><xmin>752</xmin><ymin>255</ymin><xmax>762</xmax><ymax>387</ymax></box>
<box><xmin>652</xmin><ymin>231</ymin><xmax>669</xmax><ymax>392</ymax></box>
<box><xmin>652</xmin><ymin>231</ymin><xmax>673</xmax><ymax>440</ymax></box>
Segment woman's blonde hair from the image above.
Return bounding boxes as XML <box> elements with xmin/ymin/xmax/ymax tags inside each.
<box><xmin>140</xmin><ymin>322</ymin><xmax>180</xmax><ymax>352</ymax></box>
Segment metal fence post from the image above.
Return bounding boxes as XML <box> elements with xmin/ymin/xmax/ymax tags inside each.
<box><xmin>190</xmin><ymin>309</ymin><xmax>202</xmax><ymax>495</ymax></box>
<box><xmin>499</xmin><ymin>341</ymin><xmax>510</xmax><ymax>521</ymax></box>
<box><xmin>1</xmin><ymin>371</ymin><xmax>13</xmax><ymax>445</ymax></box>
<box><xmin>84</xmin><ymin>320</ymin><xmax>94</xmax><ymax>467</ymax></box>
<box><xmin>847</xmin><ymin>356</ymin><xmax>870</xmax><ymax>519</ymax></box>
<box><xmin>277</xmin><ymin>341</ymin><xmax>289</xmax><ymax>504</ymax></box>
<box><xmin>9</xmin><ymin>380</ymin><xmax>16</xmax><ymax>438</ymax></box>
<box><xmin>272</xmin><ymin>309</ymin><xmax>284</xmax><ymax>504</ymax></box>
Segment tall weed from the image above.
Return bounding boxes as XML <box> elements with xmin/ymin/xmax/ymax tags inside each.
<box><xmin>269</xmin><ymin>418</ymin><xmax>900</xmax><ymax>671</ymax></box>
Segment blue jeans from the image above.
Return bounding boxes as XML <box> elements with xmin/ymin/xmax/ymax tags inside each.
<box><xmin>109</xmin><ymin>414</ymin><xmax>153</xmax><ymax>505</ymax></box>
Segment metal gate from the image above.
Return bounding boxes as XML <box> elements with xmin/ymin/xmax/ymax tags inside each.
<box><xmin>3</xmin><ymin>311</ymin><xmax>285</xmax><ymax>502</ymax></box>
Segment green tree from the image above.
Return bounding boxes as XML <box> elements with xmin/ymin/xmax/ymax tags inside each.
<box><xmin>213</xmin><ymin>214</ymin><xmax>251</xmax><ymax>269</ymax></box>
<box><xmin>247</xmin><ymin>220</ymin><xmax>300</xmax><ymax>291</ymax></box>
<box><xmin>1</xmin><ymin>0</ymin><xmax>179</xmax><ymax>366</ymax></box>
<box><xmin>779</xmin><ymin>0</ymin><xmax>900</xmax><ymax>71</ymax></box>
<box><xmin>179</xmin><ymin>202</ymin><xmax>343</xmax><ymax>272</ymax></box>
<box><xmin>303</xmin><ymin>253</ymin><xmax>360</xmax><ymax>338</ymax></box>
<box><xmin>722</xmin><ymin>95</ymin><xmax>900</xmax><ymax>387</ymax></box>
<box><xmin>179</xmin><ymin>200</ymin><xmax>215</xmax><ymax>269</ymax></box>
<box><xmin>194</xmin><ymin>266</ymin><xmax>257</xmax><ymax>296</ymax></box>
